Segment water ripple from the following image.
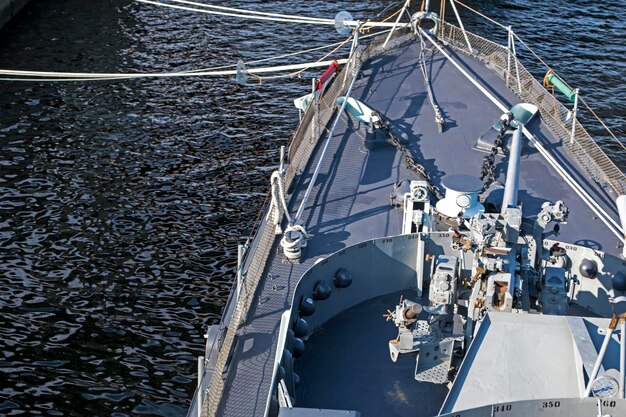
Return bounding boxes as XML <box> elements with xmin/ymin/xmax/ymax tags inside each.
<box><xmin>0</xmin><ymin>0</ymin><xmax>623</xmax><ymax>416</ymax></box>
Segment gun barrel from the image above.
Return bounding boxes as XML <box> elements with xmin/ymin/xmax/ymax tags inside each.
<box><xmin>501</xmin><ymin>128</ymin><xmax>523</xmax><ymax>214</ymax></box>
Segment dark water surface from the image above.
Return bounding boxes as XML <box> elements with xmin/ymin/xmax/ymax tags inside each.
<box><xmin>0</xmin><ymin>0</ymin><xmax>623</xmax><ymax>415</ymax></box>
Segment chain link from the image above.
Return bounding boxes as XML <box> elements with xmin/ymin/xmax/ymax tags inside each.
<box><xmin>377</xmin><ymin>111</ymin><xmax>513</xmax><ymax>200</ymax></box>
<box><xmin>479</xmin><ymin>113</ymin><xmax>513</xmax><ymax>192</ymax></box>
<box><xmin>375</xmin><ymin>112</ymin><xmax>445</xmax><ymax>201</ymax></box>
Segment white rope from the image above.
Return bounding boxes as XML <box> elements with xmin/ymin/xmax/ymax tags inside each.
<box><xmin>0</xmin><ymin>35</ymin><xmax>360</xmax><ymax>82</ymax></box>
<box><xmin>0</xmin><ymin>29</ymin><xmax>399</xmax><ymax>83</ymax></box>
<box><xmin>160</xmin><ymin>0</ymin><xmax>334</xmax><ymax>23</ymax></box>
<box><xmin>138</xmin><ymin>0</ymin><xmax>404</xmax><ymax>29</ymax></box>
<box><xmin>269</xmin><ymin>170</ymin><xmax>292</xmax><ymax>234</ymax></box>
<box><xmin>451</xmin><ymin>0</ymin><xmax>508</xmax><ymax>30</ymax></box>
<box><xmin>420</xmin><ymin>29</ymin><xmax>624</xmax><ymax>241</ymax></box>
<box><xmin>137</xmin><ymin>0</ymin><xmax>336</xmax><ymax>25</ymax></box>
<box><xmin>280</xmin><ymin>224</ymin><xmax>309</xmax><ymax>260</ymax></box>
<box><xmin>186</xmin><ymin>39</ymin><xmax>353</xmax><ymax>73</ymax></box>
<box><xmin>0</xmin><ymin>59</ymin><xmax>348</xmax><ymax>81</ymax></box>
<box><xmin>0</xmin><ymin>77</ymin><xmax>139</xmax><ymax>82</ymax></box>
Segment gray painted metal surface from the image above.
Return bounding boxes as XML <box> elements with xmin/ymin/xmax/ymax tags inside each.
<box><xmin>440</xmin><ymin>314</ymin><xmax>619</xmax><ymax>414</ymax></box>
<box><xmin>439</xmin><ymin>397</ymin><xmax>626</xmax><ymax>417</ymax></box>
<box><xmin>278</xmin><ymin>408</ymin><xmax>360</xmax><ymax>417</ymax></box>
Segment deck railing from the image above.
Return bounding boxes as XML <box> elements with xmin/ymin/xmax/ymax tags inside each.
<box><xmin>201</xmin><ymin>29</ymin><xmax>416</xmax><ymax>417</ymax></box>
<box><xmin>440</xmin><ymin>21</ymin><xmax>626</xmax><ymax>196</ymax></box>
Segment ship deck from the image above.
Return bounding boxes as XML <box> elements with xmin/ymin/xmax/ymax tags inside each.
<box><xmin>294</xmin><ymin>290</ymin><xmax>448</xmax><ymax>417</ymax></box>
<box><xmin>216</xmin><ymin>37</ymin><xmax>622</xmax><ymax>417</ymax></box>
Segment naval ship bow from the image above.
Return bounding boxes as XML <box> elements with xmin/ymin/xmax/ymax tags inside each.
<box><xmin>189</xmin><ymin>2</ymin><xmax>626</xmax><ymax>417</ymax></box>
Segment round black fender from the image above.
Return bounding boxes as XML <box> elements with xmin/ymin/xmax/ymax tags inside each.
<box><xmin>293</xmin><ymin>337</ymin><xmax>305</xmax><ymax>358</ymax></box>
<box><xmin>613</xmin><ymin>271</ymin><xmax>626</xmax><ymax>292</ymax></box>
<box><xmin>284</xmin><ymin>329</ymin><xmax>295</xmax><ymax>353</ymax></box>
<box><xmin>313</xmin><ymin>280</ymin><xmax>332</xmax><ymax>300</ymax></box>
<box><xmin>299</xmin><ymin>296</ymin><xmax>315</xmax><ymax>316</ymax></box>
<box><xmin>277</xmin><ymin>365</ymin><xmax>286</xmax><ymax>381</ymax></box>
<box><xmin>293</xmin><ymin>317</ymin><xmax>309</xmax><ymax>338</ymax></box>
<box><xmin>281</xmin><ymin>348</ymin><xmax>295</xmax><ymax>394</ymax></box>
<box><xmin>334</xmin><ymin>268</ymin><xmax>353</xmax><ymax>288</ymax></box>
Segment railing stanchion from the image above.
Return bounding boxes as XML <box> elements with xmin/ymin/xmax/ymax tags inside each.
<box><xmin>571</xmin><ymin>88</ymin><xmax>580</xmax><ymax>144</ymax></box>
<box><xmin>197</xmin><ymin>356</ymin><xmax>205</xmax><ymax>417</ymax></box>
<box><xmin>620</xmin><ymin>319</ymin><xmax>626</xmax><ymax>398</ymax></box>
<box><xmin>236</xmin><ymin>244</ymin><xmax>245</xmax><ymax>301</ymax></box>
<box><xmin>585</xmin><ymin>314</ymin><xmax>622</xmax><ymax>397</ymax></box>
<box><xmin>449</xmin><ymin>0</ymin><xmax>473</xmax><ymax>53</ymax></box>
<box><xmin>383</xmin><ymin>0</ymin><xmax>411</xmax><ymax>48</ymax></box>
<box><xmin>350</xmin><ymin>21</ymin><xmax>362</xmax><ymax>59</ymax></box>
<box><xmin>506</xmin><ymin>26</ymin><xmax>512</xmax><ymax>87</ymax></box>
<box><xmin>509</xmin><ymin>28</ymin><xmax>522</xmax><ymax>93</ymax></box>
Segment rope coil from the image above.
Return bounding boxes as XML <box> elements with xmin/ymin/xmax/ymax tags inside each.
<box><xmin>280</xmin><ymin>224</ymin><xmax>309</xmax><ymax>260</ymax></box>
<box><xmin>269</xmin><ymin>170</ymin><xmax>291</xmax><ymax>234</ymax></box>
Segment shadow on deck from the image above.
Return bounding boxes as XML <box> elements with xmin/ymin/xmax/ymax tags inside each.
<box><xmin>295</xmin><ymin>291</ymin><xmax>448</xmax><ymax>417</ymax></box>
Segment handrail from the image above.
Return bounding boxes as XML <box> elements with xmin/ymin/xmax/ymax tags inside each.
<box><xmin>421</xmin><ymin>28</ymin><xmax>624</xmax><ymax>240</ymax></box>
<box><xmin>443</xmin><ymin>1</ymin><xmax>625</xmax><ymax>180</ymax></box>
<box><xmin>263</xmin><ymin>310</ymin><xmax>292</xmax><ymax>417</ymax></box>
<box><xmin>293</xmin><ymin>62</ymin><xmax>363</xmax><ymax>222</ymax></box>
<box><xmin>438</xmin><ymin>20</ymin><xmax>626</xmax><ymax>197</ymax></box>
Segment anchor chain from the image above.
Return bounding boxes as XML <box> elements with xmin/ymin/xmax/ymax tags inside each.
<box><xmin>375</xmin><ymin>111</ymin><xmax>445</xmax><ymax>201</ymax></box>
<box><xmin>417</xmin><ymin>29</ymin><xmax>445</xmax><ymax>133</ymax></box>
<box><xmin>479</xmin><ymin>112</ymin><xmax>513</xmax><ymax>192</ymax></box>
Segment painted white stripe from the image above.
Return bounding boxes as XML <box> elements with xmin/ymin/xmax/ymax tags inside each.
<box><xmin>420</xmin><ymin>29</ymin><xmax>623</xmax><ymax>241</ymax></box>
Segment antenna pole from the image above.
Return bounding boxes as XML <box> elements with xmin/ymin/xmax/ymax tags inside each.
<box><xmin>449</xmin><ymin>0</ymin><xmax>473</xmax><ymax>53</ymax></box>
